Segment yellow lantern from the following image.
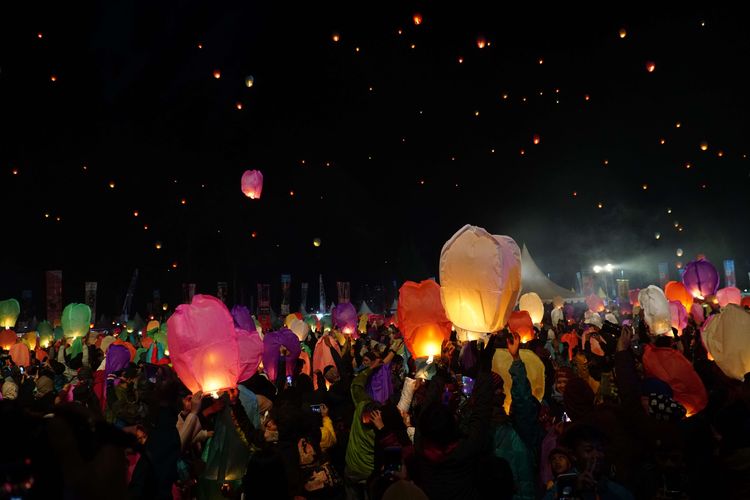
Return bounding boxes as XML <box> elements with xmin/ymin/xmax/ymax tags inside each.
<box><xmin>702</xmin><ymin>305</ymin><xmax>750</xmax><ymax>380</ymax></box>
<box><xmin>23</xmin><ymin>331</ymin><xmax>38</xmax><ymax>350</ymax></box>
<box><xmin>410</xmin><ymin>324</ymin><xmax>445</xmax><ymax>360</ymax></box>
<box><xmin>439</xmin><ymin>226</ymin><xmax>521</xmax><ymax>336</ymax></box>
<box><xmin>492</xmin><ymin>349</ymin><xmax>545</xmax><ymax>414</ymax></box>
<box><xmin>519</xmin><ymin>292</ymin><xmax>544</xmax><ymax>325</ymax></box>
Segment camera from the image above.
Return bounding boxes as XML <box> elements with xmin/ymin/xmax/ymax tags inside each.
<box><xmin>556</xmin><ymin>472</ymin><xmax>578</xmax><ymax>499</ymax></box>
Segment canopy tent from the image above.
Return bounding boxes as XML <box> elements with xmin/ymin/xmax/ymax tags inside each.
<box><xmin>521</xmin><ymin>245</ymin><xmax>585</xmax><ymax>303</ymax></box>
<box><xmin>358</xmin><ymin>300</ymin><xmax>374</xmax><ymax>315</ymax></box>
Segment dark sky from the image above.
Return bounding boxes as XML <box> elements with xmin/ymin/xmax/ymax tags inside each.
<box><xmin>1</xmin><ymin>2</ymin><xmax>749</xmax><ymax>317</ymax></box>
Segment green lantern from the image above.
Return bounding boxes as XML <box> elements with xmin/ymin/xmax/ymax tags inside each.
<box><xmin>0</xmin><ymin>298</ymin><xmax>20</xmax><ymax>329</ymax></box>
<box><xmin>37</xmin><ymin>320</ymin><xmax>54</xmax><ymax>347</ymax></box>
<box><xmin>61</xmin><ymin>303</ymin><xmax>91</xmax><ymax>339</ymax></box>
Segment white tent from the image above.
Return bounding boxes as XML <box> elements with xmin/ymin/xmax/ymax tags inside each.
<box><xmin>521</xmin><ymin>245</ymin><xmax>584</xmax><ymax>303</ymax></box>
<box><xmin>358</xmin><ymin>300</ymin><xmax>374</xmax><ymax>315</ymax></box>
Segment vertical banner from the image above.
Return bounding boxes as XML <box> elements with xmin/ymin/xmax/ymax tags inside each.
<box><xmin>723</xmin><ymin>259</ymin><xmax>736</xmax><ymax>288</ymax></box>
<box><xmin>46</xmin><ymin>270</ymin><xmax>63</xmax><ymax>325</ymax></box>
<box><xmin>258</xmin><ymin>283</ymin><xmax>271</xmax><ymax>332</ymax></box>
<box><xmin>581</xmin><ymin>273</ymin><xmax>595</xmax><ymax>296</ymax></box>
<box><xmin>615</xmin><ymin>279</ymin><xmax>629</xmax><ymax>302</ymax></box>
<box><xmin>300</xmin><ymin>282</ymin><xmax>309</xmax><ymax>314</ymax></box>
<box><xmin>658</xmin><ymin>262</ymin><xmax>669</xmax><ymax>288</ymax></box>
<box><xmin>280</xmin><ymin>274</ymin><xmax>291</xmax><ymax>315</ymax></box>
<box><xmin>188</xmin><ymin>283</ymin><xmax>196</xmax><ymax>302</ymax></box>
<box><xmin>152</xmin><ymin>290</ymin><xmax>161</xmax><ymax>315</ymax></box>
<box><xmin>217</xmin><ymin>282</ymin><xmax>228</xmax><ymax>303</ymax></box>
<box><xmin>85</xmin><ymin>282</ymin><xmax>98</xmax><ymax>326</ymax></box>
<box><xmin>183</xmin><ymin>283</ymin><xmax>197</xmax><ymax>303</ymax></box>
<box><xmin>318</xmin><ymin>275</ymin><xmax>326</xmax><ymax>313</ymax></box>
<box><xmin>336</xmin><ymin>281</ymin><xmax>351</xmax><ymax>304</ymax></box>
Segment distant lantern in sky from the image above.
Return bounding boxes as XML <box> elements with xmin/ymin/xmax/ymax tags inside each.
<box><xmin>667</xmin><ymin>208</ymin><xmax>672</xmax><ymax>214</ymax></box>
<box><xmin>245</xmin><ymin>75</ymin><xmax>254</xmax><ymax>88</ymax></box>
<box><xmin>700</xmin><ymin>141</ymin><xmax>708</xmax><ymax>151</ymax></box>
<box><xmin>619</xmin><ymin>28</ymin><xmax>627</xmax><ymax>39</ymax></box>
<box><xmin>655</xmin><ymin>232</ymin><xmax>661</xmax><ymax>240</ymax></box>
<box><xmin>597</xmin><ymin>202</ymin><xmax>603</xmax><ymax>209</ymax></box>
<box><xmin>476</xmin><ymin>37</ymin><xmax>486</xmax><ymax>49</ymax></box>
<box><xmin>646</xmin><ymin>61</ymin><xmax>656</xmax><ymax>72</ymax></box>
<box><xmin>235</xmin><ymin>102</ymin><xmax>243</xmax><ymax>110</ymax></box>
<box><xmin>180</xmin><ymin>198</ymin><xmax>187</xmax><ymax>205</ymax></box>
<box><xmin>674</xmin><ymin>221</ymin><xmax>680</xmax><ymax>228</ymax></box>
<box><xmin>533</xmin><ymin>134</ymin><xmax>540</xmax><ymax>145</ymax></box>
<box><xmin>50</xmin><ymin>75</ymin><xmax>57</xmax><ymax>82</ymax></box>
<box><xmin>642</xmin><ymin>184</ymin><xmax>648</xmax><ymax>190</ymax></box>
<box><xmin>241</xmin><ymin>170</ymin><xmax>263</xmax><ymax>199</ymax></box>
<box><xmin>584</xmin><ymin>94</ymin><xmax>590</xmax><ymax>101</ymax></box>
<box><xmin>538</xmin><ymin>58</ymin><xmax>544</xmax><ymax>65</ymax></box>
<box><xmin>676</xmin><ymin>248</ymin><xmax>684</xmax><ymax>257</ymax></box>
<box><xmin>133</xmin><ymin>211</ymin><xmax>139</xmax><ymax>217</ymax></box>
<box><xmin>332</xmin><ymin>33</ymin><xmax>340</xmax><ymax>42</ymax></box>
<box><xmin>413</xmin><ymin>13</ymin><xmax>422</xmax><ymax>25</ymax></box>
<box><xmin>717</xmin><ymin>150</ymin><xmax>724</xmax><ymax>157</ymax></box>
<box><xmin>660</xmin><ymin>138</ymin><xmax>666</xmax><ymax>145</ymax></box>
<box><xmin>212</xmin><ymin>70</ymin><xmax>221</xmax><ymax>79</ymax></box>
<box><xmin>251</xmin><ymin>231</ymin><xmax>257</xmax><ymax>238</ymax></box>
<box><xmin>457</xmin><ymin>56</ymin><xmax>464</xmax><ymax>64</ymax></box>
<box><xmin>675</xmin><ymin>122</ymin><xmax>681</xmax><ymax>128</ymax></box>
<box><xmin>313</xmin><ymin>238</ymin><xmax>321</xmax><ymax>247</ymax></box>
<box><xmin>108</xmin><ymin>181</ymin><xmax>115</xmax><ymax>189</ymax></box>
<box><xmin>155</xmin><ymin>242</ymin><xmax>162</xmax><ymax>250</ymax></box>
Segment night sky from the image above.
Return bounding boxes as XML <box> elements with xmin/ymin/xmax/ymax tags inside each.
<box><xmin>2</xmin><ymin>3</ymin><xmax>749</xmax><ymax>318</ymax></box>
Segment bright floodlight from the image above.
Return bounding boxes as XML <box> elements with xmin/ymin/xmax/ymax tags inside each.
<box><xmin>605</xmin><ymin>263</ymin><xmax>614</xmax><ymax>272</ymax></box>
<box><xmin>593</xmin><ymin>265</ymin><xmax>602</xmax><ymax>273</ymax></box>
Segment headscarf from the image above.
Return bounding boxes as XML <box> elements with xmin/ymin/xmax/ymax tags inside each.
<box><xmin>647</xmin><ymin>393</ymin><xmax>687</xmax><ymax>422</ymax></box>
<box><xmin>36</xmin><ymin>376</ymin><xmax>54</xmax><ymax>398</ymax></box>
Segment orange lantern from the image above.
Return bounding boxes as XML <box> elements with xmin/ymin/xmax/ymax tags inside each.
<box><xmin>665</xmin><ymin>281</ymin><xmax>693</xmax><ymax>311</ymax></box>
<box><xmin>9</xmin><ymin>343</ymin><xmax>30</xmax><ymax>367</ymax></box>
<box><xmin>508</xmin><ymin>310</ymin><xmax>535</xmax><ymax>343</ymax></box>
<box><xmin>413</xmin><ymin>13</ymin><xmax>422</xmax><ymax>25</ymax></box>
<box><xmin>0</xmin><ymin>329</ymin><xmax>16</xmax><ymax>350</ymax></box>
<box><xmin>398</xmin><ymin>280</ymin><xmax>451</xmax><ymax>359</ymax></box>
<box><xmin>586</xmin><ymin>294</ymin><xmax>605</xmax><ymax>313</ymax></box>
<box><xmin>36</xmin><ymin>349</ymin><xmax>48</xmax><ymax>362</ymax></box>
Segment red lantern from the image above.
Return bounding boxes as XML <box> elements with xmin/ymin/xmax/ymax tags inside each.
<box><xmin>643</xmin><ymin>344</ymin><xmax>708</xmax><ymax>416</ymax></box>
<box><xmin>629</xmin><ymin>289</ymin><xmax>641</xmax><ymax>307</ymax></box>
<box><xmin>413</xmin><ymin>13</ymin><xmax>422</xmax><ymax>25</ymax></box>
<box><xmin>665</xmin><ymin>281</ymin><xmax>693</xmax><ymax>311</ymax></box>
<box><xmin>741</xmin><ymin>297</ymin><xmax>750</xmax><ymax>309</ymax></box>
<box><xmin>0</xmin><ymin>329</ymin><xmax>16</xmax><ymax>350</ymax></box>
<box><xmin>508</xmin><ymin>310</ymin><xmax>534</xmax><ymax>343</ymax></box>
<box><xmin>398</xmin><ymin>280</ymin><xmax>451</xmax><ymax>358</ymax></box>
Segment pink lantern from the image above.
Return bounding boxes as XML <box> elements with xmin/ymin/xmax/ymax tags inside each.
<box><xmin>167</xmin><ymin>295</ymin><xmax>240</xmax><ymax>394</ymax></box>
<box><xmin>586</xmin><ymin>294</ymin><xmax>605</xmax><ymax>313</ymax></box>
<box><xmin>716</xmin><ymin>287</ymin><xmax>741</xmax><ymax>308</ymax></box>
<box><xmin>669</xmin><ymin>300</ymin><xmax>688</xmax><ymax>335</ymax></box>
<box><xmin>628</xmin><ymin>289</ymin><xmax>641</xmax><ymax>307</ymax></box>
<box><xmin>312</xmin><ymin>335</ymin><xmax>341</xmax><ymax>389</ymax></box>
<box><xmin>682</xmin><ymin>258</ymin><xmax>719</xmax><ymax>299</ymax></box>
<box><xmin>690</xmin><ymin>303</ymin><xmax>705</xmax><ymax>326</ymax></box>
<box><xmin>236</xmin><ymin>328</ymin><xmax>263</xmax><ymax>382</ymax></box>
<box><xmin>9</xmin><ymin>342</ymin><xmax>30</xmax><ymax>367</ymax></box>
<box><xmin>241</xmin><ymin>170</ymin><xmax>263</xmax><ymax>199</ymax></box>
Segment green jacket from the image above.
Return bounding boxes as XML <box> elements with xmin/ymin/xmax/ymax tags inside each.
<box><xmin>345</xmin><ymin>367</ymin><xmax>375</xmax><ymax>479</ymax></box>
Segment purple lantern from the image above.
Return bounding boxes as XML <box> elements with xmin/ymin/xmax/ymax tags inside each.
<box><xmin>681</xmin><ymin>258</ymin><xmax>719</xmax><ymax>299</ymax></box>
<box><xmin>332</xmin><ymin>302</ymin><xmax>358</xmax><ymax>334</ymax></box>
<box><xmin>262</xmin><ymin>328</ymin><xmax>301</xmax><ymax>382</ymax></box>
<box><xmin>232</xmin><ymin>305</ymin><xmax>256</xmax><ymax>333</ymax></box>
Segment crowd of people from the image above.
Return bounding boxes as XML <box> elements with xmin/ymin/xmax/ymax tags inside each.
<box><xmin>1</xmin><ymin>299</ymin><xmax>749</xmax><ymax>500</ymax></box>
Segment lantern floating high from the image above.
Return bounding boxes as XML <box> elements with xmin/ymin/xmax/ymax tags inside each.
<box><xmin>241</xmin><ymin>170</ymin><xmax>264</xmax><ymax>199</ymax></box>
<box><xmin>682</xmin><ymin>258</ymin><xmax>719</xmax><ymax>299</ymax></box>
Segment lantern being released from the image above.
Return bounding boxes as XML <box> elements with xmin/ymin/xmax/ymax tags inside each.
<box><xmin>639</xmin><ymin>286</ymin><xmax>672</xmax><ymax>335</ymax></box>
<box><xmin>702</xmin><ymin>304</ymin><xmax>750</xmax><ymax>381</ymax></box>
<box><xmin>439</xmin><ymin>225</ymin><xmax>521</xmax><ymax>337</ymax></box>
<box><xmin>669</xmin><ymin>300</ymin><xmax>688</xmax><ymax>335</ymax></box>
<box><xmin>0</xmin><ymin>299</ymin><xmax>20</xmax><ymax>329</ymax></box>
<box><xmin>0</xmin><ymin>329</ymin><xmax>16</xmax><ymax>350</ymax></box>
<box><xmin>398</xmin><ymin>280</ymin><xmax>452</xmax><ymax>360</ymax></box>
<box><xmin>716</xmin><ymin>287</ymin><xmax>741</xmax><ymax>308</ymax></box>
<box><xmin>519</xmin><ymin>292</ymin><xmax>544</xmax><ymax>325</ymax></box>
<box><xmin>586</xmin><ymin>294</ymin><xmax>605</xmax><ymax>313</ymax></box>
<box><xmin>508</xmin><ymin>310</ymin><xmax>535</xmax><ymax>343</ymax></box>
<box><xmin>62</xmin><ymin>303</ymin><xmax>91</xmax><ymax>339</ymax></box>
<box><xmin>665</xmin><ymin>281</ymin><xmax>693</xmax><ymax>311</ymax></box>
<box><xmin>167</xmin><ymin>295</ymin><xmax>240</xmax><ymax>394</ymax></box>
<box><xmin>682</xmin><ymin>258</ymin><xmax>719</xmax><ymax>299</ymax></box>
<box><xmin>492</xmin><ymin>349</ymin><xmax>545</xmax><ymax>414</ymax></box>
<box><xmin>240</xmin><ymin>170</ymin><xmax>264</xmax><ymax>199</ymax></box>
<box><xmin>643</xmin><ymin>344</ymin><xmax>708</xmax><ymax>416</ymax></box>
<box><xmin>332</xmin><ymin>302</ymin><xmax>358</xmax><ymax>334</ymax></box>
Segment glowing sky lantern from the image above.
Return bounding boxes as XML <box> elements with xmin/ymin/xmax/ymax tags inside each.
<box><xmin>244</xmin><ymin>75</ymin><xmax>254</xmax><ymax>88</ymax></box>
<box><xmin>332</xmin><ymin>32</ymin><xmax>340</xmax><ymax>43</ymax></box>
<box><xmin>62</xmin><ymin>303</ymin><xmax>91</xmax><ymax>339</ymax></box>
<box><xmin>413</xmin><ymin>13</ymin><xmax>422</xmax><ymax>25</ymax></box>
<box><xmin>643</xmin><ymin>344</ymin><xmax>707</xmax><ymax>416</ymax></box>
<box><xmin>682</xmin><ymin>258</ymin><xmax>719</xmax><ymax>299</ymax></box>
<box><xmin>313</xmin><ymin>238</ymin><xmax>322</xmax><ymax>247</ymax></box>
<box><xmin>639</xmin><ymin>286</ymin><xmax>672</xmax><ymax>335</ymax></box>
<box><xmin>619</xmin><ymin>28</ymin><xmax>627</xmax><ymax>39</ymax></box>
<box><xmin>492</xmin><ymin>348</ymin><xmax>545</xmax><ymax>414</ymax></box>
<box><xmin>476</xmin><ymin>36</ymin><xmax>486</xmax><ymax>49</ymax></box>
<box><xmin>716</xmin><ymin>287</ymin><xmax>741</xmax><ymax>308</ymax></box>
<box><xmin>167</xmin><ymin>295</ymin><xmax>240</xmax><ymax>394</ymax></box>
<box><xmin>690</xmin><ymin>303</ymin><xmax>705</xmax><ymax>326</ymax></box>
<box><xmin>332</xmin><ymin>302</ymin><xmax>357</xmax><ymax>334</ymax></box>
<box><xmin>532</xmin><ymin>134</ymin><xmax>541</xmax><ymax>145</ymax></box>
<box><xmin>702</xmin><ymin>304</ymin><xmax>750</xmax><ymax>381</ymax></box>
<box><xmin>262</xmin><ymin>328</ymin><xmax>301</xmax><ymax>381</ymax></box>
<box><xmin>23</xmin><ymin>331</ymin><xmax>38</xmax><ymax>350</ymax></box>
<box><xmin>655</xmin><ymin>232</ymin><xmax>661</xmax><ymax>240</ymax></box>
<box><xmin>669</xmin><ymin>300</ymin><xmax>688</xmax><ymax>334</ymax></box>
<box><xmin>0</xmin><ymin>329</ymin><xmax>16</xmax><ymax>350</ymax></box>
<box><xmin>9</xmin><ymin>342</ymin><xmax>30</xmax><ymax>367</ymax></box>
<box><xmin>519</xmin><ymin>292</ymin><xmax>544</xmax><ymax>325</ymax></box>
<box><xmin>398</xmin><ymin>279</ymin><xmax>452</xmax><ymax>360</ymax></box>
<box><xmin>676</xmin><ymin>248</ymin><xmax>683</xmax><ymax>257</ymax></box>
<box><xmin>553</xmin><ymin>296</ymin><xmax>564</xmax><ymax>309</ymax></box>
<box><xmin>700</xmin><ymin>141</ymin><xmax>708</xmax><ymax>151</ymax></box>
<box><xmin>508</xmin><ymin>310</ymin><xmax>535</xmax><ymax>343</ymax></box>
<box><xmin>586</xmin><ymin>294</ymin><xmax>605</xmax><ymax>313</ymax></box>
<box><xmin>37</xmin><ymin>321</ymin><xmax>53</xmax><ymax>347</ymax></box>
<box><xmin>241</xmin><ymin>170</ymin><xmax>263</xmax><ymax>199</ymax></box>
<box><xmin>290</xmin><ymin>318</ymin><xmax>310</xmax><ymax>341</ymax></box>
<box><xmin>665</xmin><ymin>281</ymin><xmax>693</xmax><ymax>311</ymax></box>
<box><xmin>646</xmin><ymin>61</ymin><xmax>656</xmax><ymax>72</ymax></box>
<box><xmin>236</xmin><ymin>327</ymin><xmax>263</xmax><ymax>382</ymax></box>
<box><xmin>439</xmin><ymin>225</ymin><xmax>521</xmax><ymax>337</ymax></box>
<box><xmin>0</xmin><ymin>298</ymin><xmax>20</xmax><ymax>329</ymax></box>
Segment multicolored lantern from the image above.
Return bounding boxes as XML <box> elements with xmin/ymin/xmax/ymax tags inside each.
<box><xmin>586</xmin><ymin>294</ymin><xmax>605</xmax><ymax>313</ymax></box>
<box><xmin>237</xmin><ymin>328</ymin><xmax>263</xmax><ymax>382</ymax></box>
